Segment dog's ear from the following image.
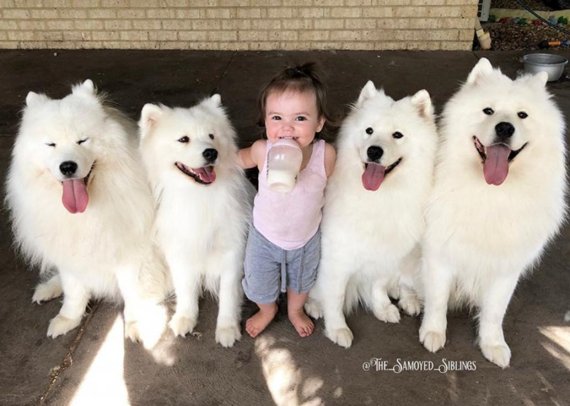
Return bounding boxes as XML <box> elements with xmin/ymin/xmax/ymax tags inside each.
<box><xmin>202</xmin><ymin>94</ymin><xmax>222</xmax><ymax>110</ymax></box>
<box><xmin>139</xmin><ymin>103</ymin><xmax>163</xmax><ymax>136</ymax></box>
<box><xmin>411</xmin><ymin>89</ymin><xmax>433</xmax><ymax>119</ymax></box>
<box><xmin>355</xmin><ymin>80</ymin><xmax>377</xmax><ymax>108</ymax></box>
<box><xmin>466</xmin><ymin>58</ymin><xmax>494</xmax><ymax>85</ymax></box>
<box><xmin>25</xmin><ymin>91</ymin><xmax>50</xmax><ymax>107</ymax></box>
<box><xmin>533</xmin><ymin>71</ymin><xmax>549</xmax><ymax>87</ymax></box>
<box><xmin>72</xmin><ymin>79</ymin><xmax>97</xmax><ymax>97</ymax></box>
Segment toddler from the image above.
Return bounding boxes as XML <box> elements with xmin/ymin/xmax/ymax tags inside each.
<box><xmin>238</xmin><ymin>63</ymin><xmax>336</xmax><ymax>338</ymax></box>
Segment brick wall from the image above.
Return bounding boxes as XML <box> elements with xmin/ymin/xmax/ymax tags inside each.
<box><xmin>0</xmin><ymin>0</ymin><xmax>479</xmax><ymax>51</ymax></box>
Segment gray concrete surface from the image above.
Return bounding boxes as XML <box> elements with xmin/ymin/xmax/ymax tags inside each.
<box><xmin>0</xmin><ymin>50</ymin><xmax>569</xmax><ymax>406</ymax></box>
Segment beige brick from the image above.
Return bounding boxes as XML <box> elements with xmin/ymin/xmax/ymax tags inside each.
<box><xmin>222</xmin><ymin>19</ymin><xmax>251</xmax><ymax>30</ymax></box>
<box><xmin>46</xmin><ymin>20</ymin><xmax>75</xmax><ymax>30</ymax></box>
<box><xmin>376</xmin><ymin>18</ymin><xmax>408</xmax><ymax>28</ymax></box>
<box><xmin>13</xmin><ymin>0</ymin><xmax>41</xmax><ymax>6</ymax></box>
<box><xmin>299</xmin><ymin>7</ymin><xmax>328</xmax><ymax>18</ymax></box>
<box><xmin>1</xmin><ymin>0</ymin><xmax>16</xmax><ymax>6</ymax></box>
<box><xmin>251</xmin><ymin>19</ymin><xmax>280</xmax><ymax>30</ymax></box>
<box><xmin>425</xmin><ymin>7</ymin><xmax>462</xmax><ymax>17</ymax></box>
<box><xmin>163</xmin><ymin>0</ymin><xmax>191</xmax><ymax>7</ymax></box>
<box><xmin>161</xmin><ymin>20</ymin><xmax>193</xmax><ymax>30</ymax></box>
<box><xmin>146</xmin><ymin>8</ymin><xmax>177</xmax><ymax>18</ymax></box>
<box><xmin>58</xmin><ymin>9</ymin><xmax>88</xmax><ymax>18</ymax></box>
<box><xmin>458</xmin><ymin>28</ymin><xmax>472</xmax><ymax>41</ymax></box>
<box><xmin>345</xmin><ymin>18</ymin><xmax>376</xmax><ymax>29</ymax></box>
<box><xmin>267</xmin><ymin>7</ymin><xmax>294</xmax><ymax>19</ymax></box>
<box><xmin>250</xmin><ymin>0</ymin><xmax>281</xmax><ymax>5</ymax></box>
<box><xmin>117</xmin><ymin>9</ymin><xmax>146</xmax><ymax>18</ymax></box>
<box><xmin>314</xmin><ymin>0</ymin><xmax>343</xmax><ymax>5</ymax></box>
<box><xmin>282</xmin><ymin>19</ymin><xmax>312</xmax><ymax>29</ymax></box>
<box><xmin>314</xmin><ymin>18</ymin><xmax>344</xmax><ymax>30</ymax></box>
<box><xmin>376</xmin><ymin>0</ymin><xmax>410</xmax><ymax>4</ymax></box>
<box><xmin>148</xmin><ymin>30</ymin><xmax>177</xmax><ymax>41</ymax></box>
<box><xmin>411</xmin><ymin>0</ymin><xmax>446</xmax><ymax>4</ymax></box>
<box><xmin>132</xmin><ymin>20</ymin><xmax>162</xmax><ymax>29</ymax></box>
<box><xmin>206</xmin><ymin>8</ymin><xmax>234</xmax><ymax>18</ymax></box>
<box><xmin>175</xmin><ymin>9</ymin><xmax>201</xmax><ymax>18</ymax></box>
<box><xmin>104</xmin><ymin>19</ymin><xmax>132</xmax><ymax>29</ymax></box>
<box><xmin>218</xmin><ymin>0</ymin><xmax>248</xmax><ymax>5</ymax></box>
<box><xmin>345</xmin><ymin>0</ymin><xmax>373</xmax><ymax>5</ymax></box>
<box><xmin>63</xmin><ymin>30</ymin><xmax>90</xmax><ymax>41</ymax></box>
<box><xmin>441</xmin><ymin>41</ymin><xmax>470</xmax><ymax>50</ymax></box>
<box><xmin>8</xmin><ymin>31</ymin><xmax>34</xmax><ymax>40</ymax></box>
<box><xmin>0</xmin><ymin>32</ymin><xmax>7</xmax><ymax>40</ymax></box>
<box><xmin>88</xmin><ymin>9</ymin><xmax>118</xmax><ymax>19</ymax></box>
<box><xmin>37</xmin><ymin>31</ymin><xmax>64</xmax><ymax>41</ymax></box>
<box><xmin>18</xmin><ymin>20</ymin><xmax>46</xmax><ymax>30</ymax></box>
<box><xmin>3</xmin><ymin>9</ymin><xmax>31</xmax><ymax>19</ymax></box>
<box><xmin>120</xmin><ymin>31</ymin><xmax>149</xmax><ymax>40</ymax></box>
<box><xmin>268</xmin><ymin>30</ymin><xmax>297</xmax><ymax>41</ymax></box>
<box><xmin>178</xmin><ymin>31</ymin><xmax>208</xmax><ymax>41</ymax></box>
<box><xmin>0</xmin><ymin>42</ymin><xmax>17</xmax><ymax>48</ymax></box>
<box><xmin>91</xmin><ymin>31</ymin><xmax>120</xmax><ymax>40</ymax></box>
<box><xmin>239</xmin><ymin>31</ymin><xmax>268</xmax><ymax>41</ymax></box>
<box><xmin>72</xmin><ymin>0</ymin><xmax>103</xmax><ymax>7</ymax></box>
<box><xmin>100</xmin><ymin>0</ymin><xmax>128</xmax><ymax>7</ymax></box>
<box><xmin>0</xmin><ymin>20</ymin><xmax>19</xmax><ymax>30</ymax></box>
<box><xmin>299</xmin><ymin>30</ymin><xmax>330</xmax><ymax>41</ymax></box>
<box><xmin>74</xmin><ymin>20</ymin><xmax>105</xmax><ymax>29</ymax></box>
<box><xmin>248</xmin><ymin>41</ymin><xmax>280</xmax><ymax>50</ymax></box>
<box><xmin>331</xmin><ymin>7</ymin><xmax>362</xmax><ymax>18</ymax></box>
<box><xmin>365</xmin><ymin>7</ymin><xmax>393</xmax><ymax>17</ymax></box>
<box><xmin>127</xmin><ymin>0</ymin><xmax>161</xmax><ymax>6</ymax></box>
<box><xmin>30</xmin><ymin>9</ymin><xmax>59</xmax><ymax>18</ymax></box>
<box><xmin>208</xmin><ymin>30</ymin><xmax>237</xmax><ymax>41</ymax></box>
<box><xmin>192</xmin><ymin>19</ymin><xmax>221</xmax><ymax>30</ymax></box>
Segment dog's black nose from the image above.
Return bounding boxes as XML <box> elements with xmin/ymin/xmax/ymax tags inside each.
<box><xmin>203</xmin><ymin>148</ymin><xmax>218</xmax><ymax>163</ymax></box>
<box><xmin>59</xmin><ymin>161</ymin><xmax>78</xmax><ymax>176</ymax></box>
<box><xmin>495</xmin><ymin>122</ymin><xmax>515</xmax><ymax>140</ymax></box>
<box><xmin>367</xmin><ymin>146</ymin><xmax>383</xmax><ymax>162</ymax></box>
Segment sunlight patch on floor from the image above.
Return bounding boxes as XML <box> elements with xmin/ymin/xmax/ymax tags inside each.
<box><xmin>70</xmin><ymin>315</ymin><xmax>130</xmax><ymax>406</ymax></box>
<box><xmin>255</xmin><ymin>336</ymin><xmax>324</xmax><ymax>406</ymax></box>
<box><xmin>539</xmin><ymin>326</ymin><xmax>570</xmax><ymax>370</ymax></box>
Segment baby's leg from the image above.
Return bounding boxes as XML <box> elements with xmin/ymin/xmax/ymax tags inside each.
<box><xmin>287</xmin><ymin>290</ymin><xmax>314</xmax><ymax>337</ymax></box>
<box><xmin>246</xmin><ymin>302</ymin><xmax>278</xmax><ymax>338</ymax></box>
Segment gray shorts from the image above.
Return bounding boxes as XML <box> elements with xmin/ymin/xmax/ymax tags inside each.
<box><xmin>242</xmin><ymin>225</ymin><xmax>320</xmax><ymax>304</ymax></box>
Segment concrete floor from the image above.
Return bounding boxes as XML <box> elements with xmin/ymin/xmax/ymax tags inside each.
<box><xmin>0</xmin><ymin>49</ymin><xmax>569</xmax><ymax>406</ymax></box>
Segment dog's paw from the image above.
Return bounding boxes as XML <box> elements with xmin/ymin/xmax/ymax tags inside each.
<box><xmin>168</xmin><ymin>314</ymin><xmax>196</xmax><ymax>337</ymax></box>
<box><xmin>481</xmin><ymin>343</ymin><xmax>511</xmax><ymax>369</ymax></box>
<box><xmin>398</xmin><ymin>295</ymin><xmax>421</xmax><ymax>316</ymax></box>
<box><xmin>304</xmin><ymin>300</ymin><xmax>323</xmax><ymax>319</ymax></box>
<box><xmin>32</xmin><ymin>281</ymin><xmax>63</xmax><ymax>304</ymax></box>
<box><xmin>215</xmin><ymin>325</ymin><xmax>241</xmax><ymax>348</ymax></box>
<box><xmin>47</xmin><ymin>315</ymin><xmax>81</xmax><ymax>338</ymax></box>
<box><xmin>374</xmin><ymin>304</ymin><xmax>401</xmax><ymax>323</ymax></box>
<box><xmin>420</xmin><ymin>329</ymin><xmax>446</xmax><ymax>353</ymax></box>
<box><xmin>325</xmin><ymin>327</ymin><xmax>354</xmax><ymax>348</ymax></box>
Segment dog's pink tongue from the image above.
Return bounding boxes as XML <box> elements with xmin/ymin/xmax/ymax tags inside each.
<box><xmin>362</xmin><ymin>163</ymin><xmax>386</xmax><ymax>191</ymax></box>
<box><xmin>196</xmin><ymin>166</ymin><xmax>216</xmax><ymax>184</ymax></box>
<box><xmin>62</xmin><ymin>179</ymin><xmax>88</xmax><ymax>213</ymax></box>
<box><xmin>484</xmin><ymin>144</ymin><xmax>510</xmax><ymax>186</ymax></box>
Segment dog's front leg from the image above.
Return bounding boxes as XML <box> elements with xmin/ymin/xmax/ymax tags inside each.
<box><xmin>215</xmin><ymin>257</ymin><xmax>243</xmax><ymax>348</ymax></box>
<box><xmin>47</xmin><ymin>272</ymin><xmax>89</xmax><ymax>338</ymax></box>
<box><xmin>321</xmin><ymin>267</ymin><xmax>353</xmax><ymax>348</ymax></box>
<box><xmin>478</xmin><ymin>271</ymin><xmax>520</xmax><ymax>368</ymax></box>
<box><xmin>167</xmin><ymin>252</ymin><xmax>202</xmax><ymax>337</ymax></box>
<box><xmin>419</xmin><ymin>254</ymin><xmax>453</xmax><ymax>353</ymax></box>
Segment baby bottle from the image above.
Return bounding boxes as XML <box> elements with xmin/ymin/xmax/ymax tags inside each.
<box><xmin>266</xmin><ymin>139</ymin><xmax>303</xmax><ymax>193</ymax></box>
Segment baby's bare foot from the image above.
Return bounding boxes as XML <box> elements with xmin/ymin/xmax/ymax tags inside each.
<box><xmin>288</xmin><ymin>309</ymin><xmax>314</xmax><ymax>337</ymax></box>
<box><xmin>246</xmin><ymin>305</ymin><xmax>277</xmax><ymax>338</ymax></box>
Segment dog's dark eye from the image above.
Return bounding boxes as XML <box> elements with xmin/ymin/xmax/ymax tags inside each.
<box><xmin>517</xmin><ymin>111</ymin><xmax>528</xmax><ymax>119</ymax></box>
<box><xmin>392</xmin><ymin>131</ymin><xmax>404</xmax><ymax>139</ymax></box>
<box><xmin>209</xmin><ymin>134</ymin><xmax>215</xmax><ymax>140</ymax></box>
<box><xmin>45</xmin><ymin>142</ymin><xmax>56</xmax><ymax>147</ymax></box>
<box><xmin>178</xmin><ymin>136</ymin><xmax>190</xmax><ymax>143</ymax></box>
<box><xmin>365</xmin><ymin>127</ymin><xmax>374</xmax><ymax>135</ymax></box>
<box><xmin>77</xmin><ymin>138</ymin><xmax>88</xmax><ymax>145</ymax></box>
<box><xmin>483</xmin><ymin>108</ymin><xmax>494</xmax><ymax>115</ymax></box>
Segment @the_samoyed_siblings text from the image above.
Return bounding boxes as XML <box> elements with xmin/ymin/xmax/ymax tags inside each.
<box><xmin>361</xmin><ymin>357</ymin><xmax>477</xmax><ymax>374</ymax></box>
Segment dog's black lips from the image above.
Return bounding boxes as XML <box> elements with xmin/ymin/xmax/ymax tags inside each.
<box><xmin>473</xmin><ymin>136</ymin><xmax>528</xmax><ymax>163</ymax></box>
<box><xmin>175</xmin><ymin>161</ymin><xmax>211</xmax><ymax>185</ymax></box>
<box><xmin>365</xmin><ymin>158</ymin><xmax>402</xmax><ymax>175</ymax></box>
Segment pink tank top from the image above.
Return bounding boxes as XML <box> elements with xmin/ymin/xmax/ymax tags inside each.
<box><xmin>253</xmin><ymin>139</ymin><xmax>327</xmax><ymax>250</ymax></box>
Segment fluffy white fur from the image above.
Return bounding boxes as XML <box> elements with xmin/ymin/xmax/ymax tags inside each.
<box><xmin>5</xmin><ymin>80</ymin><xmax>168</xmax><ymax>348</ymax></box>
<box><xmin>306</xmin><ymin>81</ymin><xmax>438</xmax><ymax>347</ymax></box>
<box><xmin>419</xmin><ymin>58</ymin><xmax>567</xmax><ymax>368</ymax></box>
<box><xmin>139</xmin><ymin>95</ymin><xmax>253</xmax><ymax>348</ymax></box>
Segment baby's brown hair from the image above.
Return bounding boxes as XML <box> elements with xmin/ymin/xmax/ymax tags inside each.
<box><xmin>257</xmin><ymin>62</ymin><xmax>332</xmax><ymax>133</ymax></box>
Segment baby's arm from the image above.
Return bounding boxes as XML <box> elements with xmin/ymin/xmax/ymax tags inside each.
<box><xmin>324</xmin><ymin>142</ymin><xmax>337</xmax><ymax>178</ymax></box>
<box><xmin>238</xmin><ymin>139</ymin><xmax>267</xmax><ymax>170</ymax></box>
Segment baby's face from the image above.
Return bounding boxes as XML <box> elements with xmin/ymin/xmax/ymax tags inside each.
<box><xmin>264</xmin><ymin>90</ymin><xmax>325</xmax><ymax>149</ymax></box>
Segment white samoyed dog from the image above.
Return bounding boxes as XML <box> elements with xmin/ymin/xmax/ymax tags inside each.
<box><xmin>306</xmin><ymin>81</ymin><xmax>438</xmax><ymax>348</ymax></box>
<box><xmin>5</xmin><ymin>80</ymin><xmax>168</xmax><ymax>348</ymax></box>
<box><xmin>139</xmin><ymin>95</ymin><xmax>252</xmax><ymax>348</ymax></box>
<box><xmin>419</xmin><ymin>58</ymin><xmax>567</xmax><ymax>368</ymax></box>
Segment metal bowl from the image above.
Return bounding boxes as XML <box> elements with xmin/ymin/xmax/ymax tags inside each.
<box><xmin>523</xmin><ymin>53</ymin><xmax>568</xmax><ymax>82</ymax></box>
